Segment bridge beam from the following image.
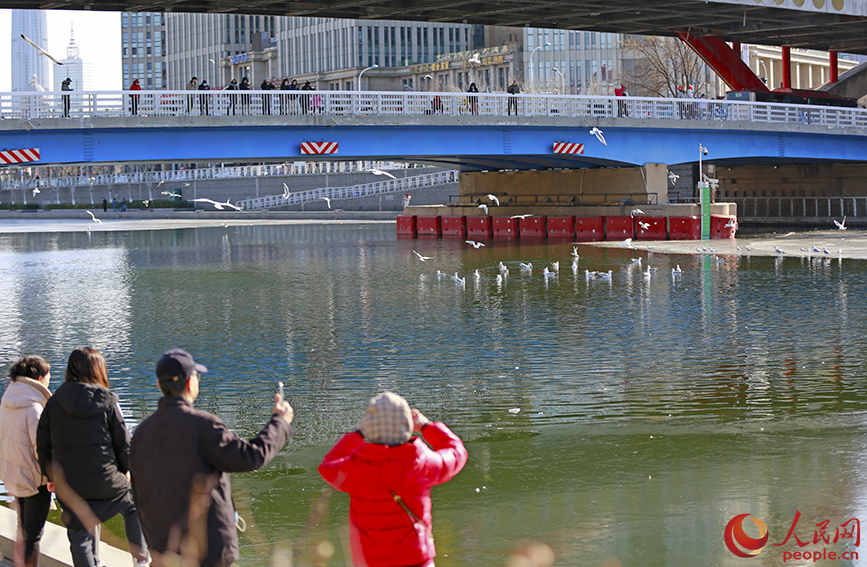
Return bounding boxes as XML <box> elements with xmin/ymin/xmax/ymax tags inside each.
<box><xmin>677</xmin><ymin>32</ymin><xmax>769</xmax><ymax>92</ymax></box>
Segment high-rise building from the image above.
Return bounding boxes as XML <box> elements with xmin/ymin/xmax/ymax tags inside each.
<box><xmin>52</xmin><ymin>26</ymin><xmax>94</xmax><ymax>92</ymax></box>
<box><xmin>121</xmin><ymin>11</ymin><xmax>168</xmax><ymax>90</ymax></box>
<box><xmin>11</xmin><ymin>10</ymin><xmax>50</xmax><ymax>92</ymax></box>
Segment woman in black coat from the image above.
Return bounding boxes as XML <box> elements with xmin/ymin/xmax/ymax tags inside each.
<box><xmin>37</xmin><ymin>348</ymin><xmax>149</xmax><ymax>567</ymax></box>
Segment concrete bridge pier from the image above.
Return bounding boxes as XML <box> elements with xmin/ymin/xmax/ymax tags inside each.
<box><xmin>458</xmin><ymin>164</ymin><xmax>670</xmax><ymax>208</ymax></box>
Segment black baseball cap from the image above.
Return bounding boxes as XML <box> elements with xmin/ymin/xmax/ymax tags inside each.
<box><xmin>156</xmin><ymin>348</ymin><xmax>208</xmax><ymax>383</ymax></box>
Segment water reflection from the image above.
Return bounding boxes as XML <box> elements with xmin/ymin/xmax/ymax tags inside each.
<box><xmin>2</xmin><ymin>224</ymin><xmax>867</xmax><ymax>566</ymax></box>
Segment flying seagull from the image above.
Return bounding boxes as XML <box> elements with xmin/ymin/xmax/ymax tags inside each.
<box><xmin>630</xmin><ymin>209</ymin><xmax>645</xmax><ymax>216</ymax></box>
<box><xmin>282</xmin><ymin>183</ymin><xmax>292</xmax><ymax>200</ymax></box>
<box><xmin>589</xmin><ymin>127</ymin><xmax>607</xmax><ymax>146</ymax></box>
<box><xmin>638</xmin><ymin>221</ymin><xmax>650</xmax><ymax>230</ymax></box>
<box><xmin>191</xmin><ymin>198</ymin><xmax>243</xmax><ymax>211</ymax></box>
<box><xmin>468</xmin><ymin>53</ymin><xmax>481</xmax><ymax>65</ymax></box>
<box><xmin>667</xmin><ymin>171</ymin><xmax>680</xmax><ymax>186</ymax></box>
<box><xmin>465</xmin><ymin>240</ymin><xmax>485</xmax><ymax>248</ymax></box>
<box><xmin>20</xmin><ymin>34</ymin><xmax>63</xmax><ymax>66</ymax></box>
<box><xmin>478</xmin><ymin>203</ymin><xmax>488</xmax><ymax>214</ymax></box>
<box><xmin>321</xmin><ymin>197</ymin><xmax>332</xmax><ymax>209</ymax></box>
<box><xmin>510</xmin><ymin>214</ymin><xmax>533</xmax><ymax>219</ymax></box>
<box><xmin>834</xmin><ymin>216</ymin><xmax>847</xmax><ymax>230</ymax></box>
<box><xmin>32</xmin><ymin>188</ymin><xmax>40</xmax><ymax>196</ymax></box>
<box><xmin>161</xmin><ymin>190</ymin><xmax>181</xmax><ymax>198</ymax></box>
<box><xmin>370</xmin><ymin>168</ymin><xmax>397</xmax><ymax>180</ymax></box>
<box><xmin>142</xmin><ymin>200</ymin><xmax>149</xmax><ymax>207</ymax></box>
<box><xmin>620</xmin><ymin>238</ymin><xmax>633</xmax><ymax>248</ymax></box>
<box><xmin>86</xmin><ymin>210</ymin><xmax>103</xmax><ymax>224</ymax></box>
<box><xmin>487</xmin><ymin>194</ymin><xmax>500</xmax><ymax>206</ymax></box>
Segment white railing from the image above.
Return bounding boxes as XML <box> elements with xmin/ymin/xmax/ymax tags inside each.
<box><xmin>2</xmin><ymin>90</ymin><xmax>866</xmax><ymax>129</ymax></box>
<box><xmin>0</xmin><ymin>161</ymin><xmax>425</xmax><ymax>191</ymax></box>
<box><xmin>238</xmin><ymin>169</ymin><xmax>459</xmax><ymax>210</ymax></box>
<box><xmin>733</xmin><ymin>196</ymin><xmax>867</xmax><ymax>218</ymax></box>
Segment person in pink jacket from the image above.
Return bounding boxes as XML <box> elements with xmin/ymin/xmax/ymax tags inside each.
<box><xmin>319</xmin><ymin>392</ymin><xmax>468</xmax><ymax>567</ymax></box>
<box><xmin>0</xmin><ymin>356</ymin><xmax>52</xmax><ymax>567</ymax></box>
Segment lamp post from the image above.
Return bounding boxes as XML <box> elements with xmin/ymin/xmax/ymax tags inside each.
<box><xmin>357</xmin><ymin>64</ymin><xmax>378</xmax><ymax>91</ymax></box>
<box><xmin>553</xmin><ymin>67</ymin><xmax>564</xmax><ymax>95</ymax></box>
<box><xmin>698</xmin><ymin>143</ymin><xmax>710</xmax><ymax>239</ymax></box>
<box><xmin>530</xmin><ymin>42</ymin><xmax>551</xmax><ymax>89</ymax></box>
<box><xmin>749</xmin><ymin>50</ymin><xmax>768</xmax><ymax>83</ymax></box>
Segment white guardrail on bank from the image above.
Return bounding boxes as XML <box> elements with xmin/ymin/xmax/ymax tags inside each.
<box><xmin>238</xmin><ymin>169</ymin><xmax>458</xmax><ymax>210</ymax></box>
<box><xmin>733</xmin><ymin>196</ymin><xmax>867</xmax><ymax>218</ymax></box>
<box><xmin>1</xmin><ymin>90</ymin><xmax>865</xmax><ymax>128</ymax></box>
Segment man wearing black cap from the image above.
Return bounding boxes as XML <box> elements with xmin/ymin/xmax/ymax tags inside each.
<box><xmin>129</xmin><ymin>349</ymin><xmax>292</xmax><ymax>567</ymax></box>
<box><xmin>61</xmin><ymin>77</ymin><xmax>72</xmax><ymax>118</ymax></box>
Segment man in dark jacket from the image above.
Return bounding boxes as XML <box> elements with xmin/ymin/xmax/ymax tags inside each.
<box><xmin>129</xmin><ymin>349</ymin><xmax>292</xmax><ymax>567</ymax></box>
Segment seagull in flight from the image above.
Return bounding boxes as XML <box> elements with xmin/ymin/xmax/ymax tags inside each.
<box><xmin>369</xmin><ymin>169</ymin><xmax>397</xmax><ymax>180</ymax></box>
<box><xmin>282</xmin><ymin>183</ymin><xmax>292</xmax><ymax>200</ymax></box>
<box><xmin>510</xmin><ymin>214</ymin><xmax>533</xmax><ymax>219</ymax></box>
<box><xmin>723</xmin><ymin>218</ymin><xmax>736</xmax><ymax>229</ymax></box>
<box><xmin>620</xmin><ymin>238</ymin><xmax>633</xmax><ymax>248</ymax></box>
<box><xmin>191</xmin><ymin>198</ymin><xmax>243</xmax><ymax>211</ymax></box>
<box><xmin>542</xmin><ymin>267</ymin><xmax>556</xmax><ymax>278</ymax></box>
<box><xmin>478</xmin><ymin>204</ymin><xmax>488</xmax><ymax>214</ymax></box>
<box><xmin>161</xmin><ymin>190</ymin><xmax>181</xmax><ymax>198</ymax></box>
<box><xmin>413</xmin><ymin>251</ymin><xmax>433</xmax><ymax>262</ymax></box>
<box><xmin>834</xmin><ymin>216</ymin><xmax>847</xmax><ymax>230</ymax></box>
<box><xmin>142</xmin><ymin>200</ymin><xmax>149</xmax><ymax>207</ymax></box>
<box><xmin>667</xmin><ymin>171</ymin><xmax>680</xmax><ymax>186</ymax></box>
<box><xmin>638</xmin><ymin>221</ymin><xmax>650</xmax><ymax>230</ymax></box>
<box><xmin>20</xmin><ymin>34</ymin><xmax>63</xmax><ymax>66</ymax></box>
<box><xmin>321</xmin><ymin>197</ymin><xmax>332</xmax><ymax>209</ymax></box>
<box><xmin>630</xmin><ymin>209</ymin><xmax>645</xmax><ymax>216</ymax></box>
<box><xmin>86</xmin><ymin>210</ymin><xmax>103</xmax><ymax>224</ymax></box>
<box><xmin>465</xmin><ymin>240</ymin><xmax>485</xmax><ymax>248</ymax></box>
<box><xmin>589</xmin><ymin>127</ymin><xmax>607</xmax><ymax>146</ymax></box>
<box><xmin>487</xmin><ymin>194</ymin><xmax>500</xmax><ymax>206</ymax></box>
<box><xmin>468</xmin><ymin>53</ymin><xmax>481</xmax><ymax>65</ymax></box>
<box><xmin>32</xmin><ymin>188</ymin><xmax>40</xmax><ymax>196</ymax></box>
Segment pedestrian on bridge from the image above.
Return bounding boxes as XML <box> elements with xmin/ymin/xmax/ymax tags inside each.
<box><xmin>61</xmin><ymin>77</ymin><xmax>72</xmax><ymax>118</ymax></box>
<box><xmin>467</xmin><ymin>82</ymin><xmax>479</xmax><ymax>115</ymax></box>
<box><xmin>239</xmin><ymin>77</ymin><xmax>251</xmax><ymax>115</ymax></box>
<box><xmin>507</xmin><ymin>80</ymin><xmax>520</xmax><ymax>115</ymax></box>
<box><xmin>288</xmin><ymin>79</ymin><xmax>300</xmax><ymax>114</ymax></box>
<box><xmin>301</xmin><ymin>81</ymin><xmax>313</xmax><ymax>114</ymax></box>
<box><xmin>225</xmin><ymin>78</ymin><xmax>238</xmax><ymax>115</ymax></box>
<box><xmin>129</xmin><ymin>78</ymin><xmax>141</xmax><ymax>116</ymax></box>
<box><xmin>198</xmin><ymin>79</ymin><xmax>211</xmax><ymax>116</ymax></box>
<box><xmin>186</xmin><ymin>76</ymin><xmax>197</xmax><ymax>114</ymax></box>
<box><xmin>260</xmin><ymin>78</ymin><xmax>274</xmax><ymax>115</ymax></box>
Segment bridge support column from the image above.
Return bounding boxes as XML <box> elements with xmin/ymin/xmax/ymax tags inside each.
<box><xmin>782</xmin><ymin>46</ymin><xmax>792</xmax><ymax>89</ymax></box>
<box><xmin>830</xmin><ymin>51</ymin><xmax>839</xmax><ymax>83</ymax></box>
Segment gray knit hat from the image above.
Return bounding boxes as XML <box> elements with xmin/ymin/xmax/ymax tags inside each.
<box><xmin>358</xmin><ymin>392</ymin><xmax>413</xmax><ymax>446</ymax></box>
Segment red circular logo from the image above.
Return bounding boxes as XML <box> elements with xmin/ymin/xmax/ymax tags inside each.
<box><xmin>724</xmin><ymin>514</ymin><xmax>769</xmax><ymax>557</ymax></box>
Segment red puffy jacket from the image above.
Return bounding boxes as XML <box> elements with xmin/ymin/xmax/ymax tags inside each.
<box><xmin>319</xmin><ymin>422</ymin><xmax>468</xmax><ymax>567</ymax></box>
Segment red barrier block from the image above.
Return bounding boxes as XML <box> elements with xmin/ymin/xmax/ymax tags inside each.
<box><xmin>575</xmin><ymin>216</ymin><xmax>604</xmax><ymax>242</ymax></box>
<box><xmin>711</xmin><ymin>215</ymin><xmax>737</xmax><ymax>239</ymax></box>
<box><xmin>416</xmin><ymin>216</ymin><xmax>442</xmax><ymax>237</ymax></box>
<box><xmin>635</xmin><ymin>215</ymin><xmax>667</xmax><ymax>241</ymax></box>
<box><xmin>467</xmin><ymin>216</ymin><xmax>493</xmax><ymax>239</ymax></box>
<box><xmin>669</xmin><ymin>216</ymin><xmax>701</xmax><ymax>240</ymax></box>
<box><xmin>441</xmin><ymin>215</ymin><xmax>467</xmax><ymax>238</ymax></box>
<box><xmin>396</xmin><ymin>215</ymin><xmax>417</xmax><ymax>237</ymax></box>
<box><xmin>605</xmin><ymin>216</ymin><xmax>635</xmax><ymax>241</ymax></box>
<box><xmin>547</xmin><ymin>216</ymin><xmax>575</xmax><ymax>238</ymax></box>
<box><xmin>520</xmin><ymin>216</ymin><xmax>547</xmax><ymax>238</ymax></box>
<box><xmin>493</xmin><ymin>216</ymin><xmax>519</xmax><ymax>239</ymax></box>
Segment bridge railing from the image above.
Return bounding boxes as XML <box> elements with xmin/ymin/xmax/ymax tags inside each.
<box><xmin>238</xmin><ymin>169</ymin><xmax>458</xmax><ymax>211</ymax></box>
<box><xmin>2</xmin><ymin>90</ymin><xmax>866</xmax><ymax>129</ymax></box>
<box><xmin>732</xmin><ymin>196</ymin><xmax>867</xmax><ymax>218</ymax></box>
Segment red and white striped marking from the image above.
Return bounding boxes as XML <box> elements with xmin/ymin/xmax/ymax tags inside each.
<box><xmin>301</xmin><ymin>141</ymin><xmax>338</xmax><ymax>155</ymax></box>
<box><xmin>0</xmin><ymin>148</ymin><xmax>40</xmax><ymax>164</ymax></box>
<box><xmin>552</xmin><ymin>142</ymin><xmax>584</xmax><ymax>155</ymax></box>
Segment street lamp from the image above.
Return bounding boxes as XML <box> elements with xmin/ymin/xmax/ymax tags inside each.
<box><xmin>749</xmin><ymin>51</ymin><xmax>768</xmax><ymax>83</ymax></box>
<box><xmin>553</xmin><ymin>67</ymin><xmax>564</xmax><ymax>95</ymax></box>
<box><xmin>357</xmin><ymin>64</ymin><xmax>379</xmax><ymax>91</ymax></box>
<box><xmin>530</xmin><ymin>42</ymin><xmax>551</xmax><ymax>89</ymax></box>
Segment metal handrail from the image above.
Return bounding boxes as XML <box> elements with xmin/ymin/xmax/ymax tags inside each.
<box><xmin>238</xmin><ymin>169</ymin><xmax>458</xmax><ymax>210</ymax></box>
<box><xmin>731</xmin><ymin>196</ymin><xmax>867</xmax><ymax>218</ymax></box>
<box><xmin>2</xmin><ymin>90</ymin><xmax>865</xmax><ymax>129</ymax></box>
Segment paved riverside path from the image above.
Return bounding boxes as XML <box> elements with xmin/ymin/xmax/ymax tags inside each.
<box><xmin>0</xmin><ymin>505</ymin><xmax>134</xmax><ymax>567</ymax></box>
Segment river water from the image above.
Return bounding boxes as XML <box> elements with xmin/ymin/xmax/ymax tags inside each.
<box><xmin>2</xmin><ymin>221</ymin><xmax>867</xmax><ymax>567</ymax></box>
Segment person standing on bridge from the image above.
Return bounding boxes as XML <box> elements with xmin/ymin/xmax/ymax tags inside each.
<box><xmin>129</xmin><ymin>78</ymin><xmax>141</xmax><ymax>116</ymax></box>
<box><xmin>507</xmin><ymin>80</ymin><xmax>520</xmax><ymax>116</ymax></box>
<box><xmin>288</xmin><ymin>79</ymin><xmax>300</xmax><ymax>114</ymax></box>
<box><xmin>239</xmin><ymin>77</ymin><xmax>251</xmax><ymax>115</ymax></box>
<box><xmin>260</xmin><ymin>78</ymin><xmax>274</xmax><ymax>115</ymax></box>
<box><xmin>186</xmin><ymin>77</ymin><xmax>197</xmax><ymax>114</ymax></box>
<box><xmin>198</xmin><ymin>79</ymin><xmax>211</xmax><ymax>116</ymax></box>
<box><xmin>279</xmin><ymin>78</ymin><xmax>290</xmax><ymax>115</ymax></box>
<box><xmin>301</xmin><ymin>81</ymin><xmax>314</xmax><ymax>114</ymax></box>
<box><xmin>61</xmin><ymin>77</ymin><xmax>72</xmax><ymax>118</ymax></box>
<box><xmin>225</xmin><ymin>78</ymin><xmax>238</xmax><ymax>116</ymax></box>
<box><xmin>467</xmin><ymin>82</ymin><xmax>479</xmax><ymax>115</ymax></box>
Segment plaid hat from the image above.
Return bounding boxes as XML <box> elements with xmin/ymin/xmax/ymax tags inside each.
<box><xmin>156</xmin><ymin>348</ymin><xmax>207</xmax><ymax>384</ymax></box>
<box><xmin>358</xmin><ymin>392</ymin><xmax>412</xmax><ymax>446</ymax></box>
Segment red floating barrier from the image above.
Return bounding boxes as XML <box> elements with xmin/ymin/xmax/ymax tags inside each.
<box><xmin>575</xmin><ymin>216</ymin><xmax>604</xmax><ymax>242</ymax></box>
<box><xmin>547</xmin><ymin>216</ymin><xmax>575</xmax><ymax>238</ymax></box>
<box><xmin>441</xmin><ymin>215</ymin><xmax>467</xmax><ymax>238</ymax></box>
<box><xmin>416</xmin><ymin>216</ymin><xmax>442</xmax><ymax>237</ymax></box>
<box><xmin>635</xmin><ymin>215</ymin><xmax>667</xmax><ymax>241</ymax></box>
<box><xmin>711</xmin><ymin>215</ymin><xmax>737</xmax><ymax>239</ymax></box>
<box><xmin>396</xmin><ymin>215</ymin><xmax>417</xmax><ymax>237</ymax></box>
<box><xmin>520</xmin><ymin>215</ymin><xmax>547</xmax><ymax>238</ymax></box>
<box><xmin>668</xmin><ymin>216</ymin><xmax>701</xmax><ymax>240</ymax></box>
<box><xmin>492</xmin><ymin>216</ymin><xmax>519</xmax><ymax>239</ymax></box>
<box><xmin>467</xmin><ymin>216</ymin><xmax>493</xmax><ymax>239</ymax></box>
<box><xmin>605</xmin><ymin>216</ymin><xmax>635</xmax><ymax>241</ymax></box>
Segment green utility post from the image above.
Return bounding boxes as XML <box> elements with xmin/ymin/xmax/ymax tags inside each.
<box><xmin>699</xmin><ymin>181</ymin><xmax>710</xmax><ymax>240</ymax></box>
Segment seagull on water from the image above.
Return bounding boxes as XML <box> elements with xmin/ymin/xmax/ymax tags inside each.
<box><xmin>510</xmin><ymin>214</ymin><xmax>532</xmax><ymax>219</ymax></box>
<box><xmin>834</xmin><ymin>216</ymin><xmax>847</xmax><ymax>230</ymax></box>
<box><xmin>543</xmin><ymin>267</ymin><xmax>556</xmax><ymax>278</ymax></box>
<box><xmin>672</xmin><ymin>265</ymin><xmax>683</xmax><ymax>274</ymax></box>
<box><xmin>667</xmin><ymin>171</ymin><xmax>680</xmax><ymax>186</ymax></box>
<box><xmin>631</xmin><ymin>258</ymin><xmax>642</xmax><ymax>266</ymax></box>
<box><xmin>496</xmin><ymin>273</ymin><xmax>503</xmax><ymax>285</ymax></box>
<box><xmin>487</xmin><ymin>194</ymin><xmax>500</xmax><ymax>206</ymax></box>
<box><xmin>370</xmin><ymin>168</ymin><xmax>397</xmax><ymax>180</ymax></box>
<box><xmin>436</xmin><ymin>270</ymin><xmax>446</xmax><ymax>279</ymax></box>
<box><xmin>413</xmin><ymin>251</ymin><xmax>433</xmax><ymax>262</ymax></box>
<box><xmin>466</xmin><ymin>240</ymin><xmax>485</xmax><ymax>248</ymax></box>
<box><xmin>519</xmin><ymin>262</ymin><xmax>533</xmax><ymax>272</ymax></box>
<box><xmin>589</xmin><ymin>127</ymin><xmax>607</xmax><ymax>146</ymax></box>
<box><xmin>20</xmin><ymin>33</ymin><xmax>63</xmax><ymax>66</ymax></box>
<box><xmin>86</xmin><ymin>210</ymin><xmax>103</xmax><ymax>225</ymax></box>
<box><xmin>474</xmin><ymin>269</ymin><xmax>481</xmax><ymax>280</ymax></box>
<box><xmin>498</xmin><ymin>261</ymin><xmax>507</xmax><ymax>272</ymax></box>
<box><xmin>597</xmin><ymin>270</ymin><xmax>613</xmax><ymax>280</ymax></box>
<box><xmin>451</xmin><ymin>272</ymin><xmax>466</xmax><ymax>285</ymax></box>
<box><xmin>551</xmin><ymin>261</ymin><xmax>559</xmax><ymax>272</ymax></box>
<box><xmin>478</xmin><ymin>203</ymin><xmax>488</xmax><ymax>214</ymax></box>
<box><xmin>571</xmin><ymin>246</ymin><xmax>580</xmax><ymax>258</ymax></box>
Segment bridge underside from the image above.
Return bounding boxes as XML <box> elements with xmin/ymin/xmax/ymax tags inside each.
<box><xmin>2</xmin><ymin>0</ymin><xmax>867</xmax><ymax>55</ymax></box>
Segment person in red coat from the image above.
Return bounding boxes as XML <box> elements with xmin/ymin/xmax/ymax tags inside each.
<box><xmin>319</xmin><ymin>392</ymin><xmax>467</xmax><ymax>567</ymax></box>
<box><xmin>129</xmin><ymin>78</ymin><xmax>142</xmax><ymax>115</ymax></box>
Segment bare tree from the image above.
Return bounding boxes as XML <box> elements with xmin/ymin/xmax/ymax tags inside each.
<box><xmin>621</xmin><ymin>35</ymin><xmax>713</xmax><ymax>98</ymax></box>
